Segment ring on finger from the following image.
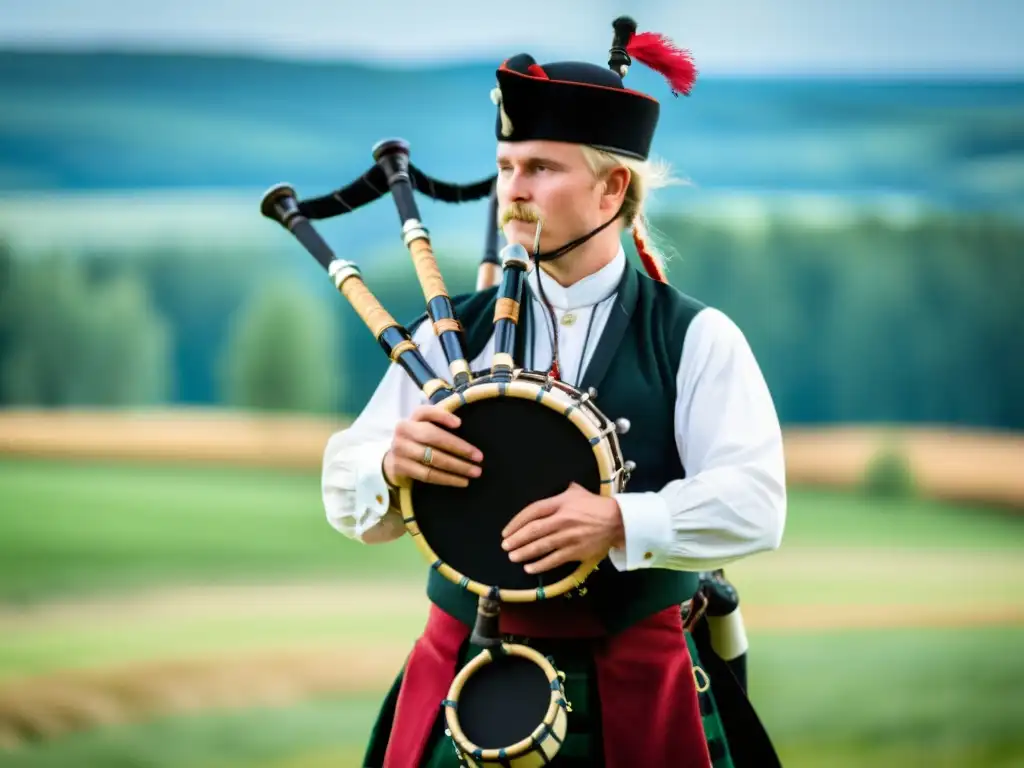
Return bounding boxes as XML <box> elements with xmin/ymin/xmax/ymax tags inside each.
<box><xmin>421</xmin><ymin>446</ymin><xmax>433</xmax><ymax>466</ymax></box>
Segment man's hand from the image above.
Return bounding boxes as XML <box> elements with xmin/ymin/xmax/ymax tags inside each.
<box><xmin>383</xmin><ymin>405</ymin><xmax>483</xmax><ymax>489</ymax></box>
<box><xmin>501</xmin><ymin>483</ymin><xmax>625</xmax><ymax>574</ymax></box>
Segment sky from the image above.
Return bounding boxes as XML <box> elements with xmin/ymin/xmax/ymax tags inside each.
<box><xmin>0</xmin><ymin>0</ymin><xmax>1022</xmax><ymax>75</ymax></box>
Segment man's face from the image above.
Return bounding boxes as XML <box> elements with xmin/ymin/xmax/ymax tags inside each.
<box><xmin>495</xmin><ymin>140</ymin><xmax>609</xmax><ymax>253</ymax></box>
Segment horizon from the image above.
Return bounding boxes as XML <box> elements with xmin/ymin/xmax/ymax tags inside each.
<box><xmin>2</xmin><ymin>45</ymin><xmax>1023</xmax><ymax>82</ymax></box>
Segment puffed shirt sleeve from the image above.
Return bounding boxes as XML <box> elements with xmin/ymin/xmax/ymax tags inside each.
<box><xmin>608</xmin><ymin>307</ymin><xmax>787</xmax><ymax>572</ymax></box>
<box><xmin>321</xmin><ymin>319</ymin><xmax>439</xmax><ymax>543</ymax></box>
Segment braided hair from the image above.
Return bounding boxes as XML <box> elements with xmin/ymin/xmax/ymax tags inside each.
<box><xmin>579</xmin><ymin>145</ymin><xmax>681</xmax><ymax>283</ymax></box>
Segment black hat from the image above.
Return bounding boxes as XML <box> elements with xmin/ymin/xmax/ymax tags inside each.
<box><xmin>490</xmin><ymin>16</ymin><xmax>697</xmax><ymax>161</ymax></box>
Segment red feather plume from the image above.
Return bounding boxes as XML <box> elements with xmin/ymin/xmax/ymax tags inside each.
<box><xmin>626</xmin><ymin>32</ymin><xmax>697</xmax><ymax>97</ymax></box>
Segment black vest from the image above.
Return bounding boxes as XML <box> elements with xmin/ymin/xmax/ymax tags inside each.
<box><xmin>411</xmin><ymin>265</ymin><xmax>706</xmax><ymax>634</ymax></box>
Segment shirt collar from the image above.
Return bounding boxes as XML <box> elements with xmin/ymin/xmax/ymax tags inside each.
<box><xmin>526</xmin><ymin>246</ymin><xmax>626</xmax><ymax>311</ymax></box>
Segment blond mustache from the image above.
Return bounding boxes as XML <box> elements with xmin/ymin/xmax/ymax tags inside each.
<box><xmin>498</xmin><ymin>203</ymin><xmax>541</xmax><ymax>229</ymax></box>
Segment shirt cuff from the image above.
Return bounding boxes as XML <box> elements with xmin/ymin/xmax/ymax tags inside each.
<box><xmin>607</xmin><ymin>491</ymin><xmax>673</xmax><ymax>571</ymax></box>
<box><xmin>352</xmin><ymin>439</ymin><xmax>394</xmax><ymax>537</ymax></box>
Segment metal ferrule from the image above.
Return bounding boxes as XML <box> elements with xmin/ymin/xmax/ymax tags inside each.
<box><xmin>384</xmin><ymin>168</ymin><xmax>411</xmax><ymax>187</ymax></box>
<box><xmin>402</xmin><ymin>218</ymin><xmax>429</xmax><ymax>246</ymax></box>
<box><xmin>328</xmin><ymin>259</ymin><xmax>361</xmax><ymax>289</ymax></box>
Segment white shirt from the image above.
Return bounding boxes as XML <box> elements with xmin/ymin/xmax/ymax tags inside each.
<box><xmin>321</xmin><ymin>247</ymin><xmax>786</xmax><ymax>572</ymax></box>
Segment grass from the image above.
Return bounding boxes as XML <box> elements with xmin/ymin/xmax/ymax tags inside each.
<box><xmin>1</xmin><ymin>456</ymin><xmax>1022</xmax><ymax>767</ymax></box>
<box><xmin>4</xmin><ymin>545</ymin><xmax>1023</xmax><ymax>683</ymax></box>
<box><xmin>0</xmin><ymin>609</ymin><xmax>422</xmax><ymax>682</ymax></box>
<box><xmin>1</xmin><ymin>627</ymin><xmax>1021</xmax><ymax>768</ymax></box>
<box><xmin>752</xmin><ymin>626</ymin><xmax>1024</xmax><ymax>765</ymax></box>
<box><xmin>0</xmin><ymin>695</ymin><xmax>378</xmax><ymax>768</ymax></box>
<box><xmin>2</xmin><ymin>457</ymin><xmax>1022</xmax><ymax>604</ymax></box>
<box><xmin>776</xmin><ymin>488</ymin><xmax>1024</xmax><ymax>549</ymax></box>
<box><xmin>0</xmin><ymin>458</ymin><xmax>425</xmax><ymax>603</ymax></box>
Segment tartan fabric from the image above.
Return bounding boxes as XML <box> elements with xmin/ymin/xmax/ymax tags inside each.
<box><xmin>365</xmin><ymin>632</ymin><xmax>736</xmax><ymax>767</ymax></box>
<box><xmin>686</xmin><ymin>632</ymin><xmax>735</xmax><ymax>768</ymax></box>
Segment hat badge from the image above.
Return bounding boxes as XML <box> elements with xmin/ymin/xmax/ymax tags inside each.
<box><xmin>490</xmin><ymin>85</ymin><xmax>514</xmax><ymax>137</ymax></box>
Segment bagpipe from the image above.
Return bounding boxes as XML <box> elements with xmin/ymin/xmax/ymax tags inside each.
<box><xmin>261</xmin><ymin>137</ymin><xmax>635</xmax><ymax>766</ymax></box>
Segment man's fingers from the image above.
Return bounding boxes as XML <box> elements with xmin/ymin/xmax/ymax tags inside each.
<box><xmin>393</xmin><ymin>456</ymin><xmax>469</xmax><ymax>488</ymax></box>
<box><xmin>405</xmin><ymin>421</ymin><xmax>483</xmax><ymax>464</ymax></box>
<box><xmin>393</xmin><ymin>438</ymin><xmax>481</xmax><ymax>479</ymax></box>
<box><xmin>406</xmin><ymin>406</ymin><xmax>483</xmax><ymax>461</ymax></box>
<box><xmin>409</xmin><ymin>404</ymin><xmax>462</xmax><ymax>430</ymax></box>
<box><xmin>507</xmin><ymin>528</ymin><xmax>573</xmax><ymax>564</ymax></box>
<box><xmin>502</xmin><ymin>514</ymin><xmax>560</xmax><ymax>554</ymax></box>
<box><xmin>502</xmin><ymin>493</ymin><xmax>564</xmax><ymax>539</ymax></box>
<box><xmin>522</xmin><ymin>545</ymin><xmax>580</xmax><ymax>575</ymax></box>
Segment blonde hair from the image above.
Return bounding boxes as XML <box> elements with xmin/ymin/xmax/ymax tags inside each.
<box><xmin>579</xmin><ymin>145</ymin><xmax>680</xmax><ymax>282</ymax></box>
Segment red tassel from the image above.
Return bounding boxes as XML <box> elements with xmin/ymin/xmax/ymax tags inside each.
<box><xmin>626</xmin><ymin>32</ymin><xmax>697</xmax><ymax>97</ymax></box>
<box><xmin>633</xmin><ymin>225</ymin><xmax>667</xmax><ymax>283</ymax></box>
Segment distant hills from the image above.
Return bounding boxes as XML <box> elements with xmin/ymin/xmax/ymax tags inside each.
<box><xmin>2</xmin><ymin>49</ymin><xmax>1022</xmax><ymax>201</ymax></box>
<box><xmin>1</xmin><ymin>49</ymin><xmax>1022</xmax><ymax>256</ymax></box>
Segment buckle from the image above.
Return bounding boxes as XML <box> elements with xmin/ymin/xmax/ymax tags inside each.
<box><xmin>682</xmin><ymin>590</ymin><xmax>709</xmax><ymax>632</ymax></box>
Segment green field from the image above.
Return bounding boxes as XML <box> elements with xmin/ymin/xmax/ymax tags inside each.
<box><xmin>1</xmin><ymin>457</ymin><xmax>1023</xmax><ymax>767</ymax></box>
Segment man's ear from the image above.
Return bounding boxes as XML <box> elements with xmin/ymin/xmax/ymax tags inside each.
<box><xmin>600</xmin><ymin>166</ymin><xmax>631</xmax><ymax>209</ymax></box>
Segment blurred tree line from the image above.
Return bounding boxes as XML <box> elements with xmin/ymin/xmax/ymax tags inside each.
<box><xmin>0</xmin><ymin>243</ymin><xmax>340</xmax><ymax>413</ymax></box>
<box><xmin>0</xmin><ymin>208</ymin><xmax>1021</xmax><ymax>430</ymax></box>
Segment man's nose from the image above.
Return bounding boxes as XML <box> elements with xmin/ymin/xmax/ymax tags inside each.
<box><xmin>502</xmin><ymin>169</ymin><xmax>532</xmax><ymax>202</ymax></box>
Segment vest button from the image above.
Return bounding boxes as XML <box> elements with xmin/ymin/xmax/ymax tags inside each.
<box><xmin>643</xmin><ymin>551</ymin><xmax>653</xmax><ymax>561</ymax></box>
<box><xmin>375</xmin><ymin>494</ymin><xmax>384</xmax><ymax>505</ymax></box>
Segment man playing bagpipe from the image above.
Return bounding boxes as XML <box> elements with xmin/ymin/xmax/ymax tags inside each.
<box><xmin>321</xmin><ymin>16</ymin><xmax>786</xmax><ymax>768</ymax></box>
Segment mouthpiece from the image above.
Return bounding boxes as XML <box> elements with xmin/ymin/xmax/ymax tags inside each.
<box><xmin>490</xmin><ymin>242</ymin><xmax>531</xmax><ymax>380</ymax></box>
<box><xmin>500</xmin><ymin>242</ymin><xmax>530</xmax><ymax>268</ymax></box>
